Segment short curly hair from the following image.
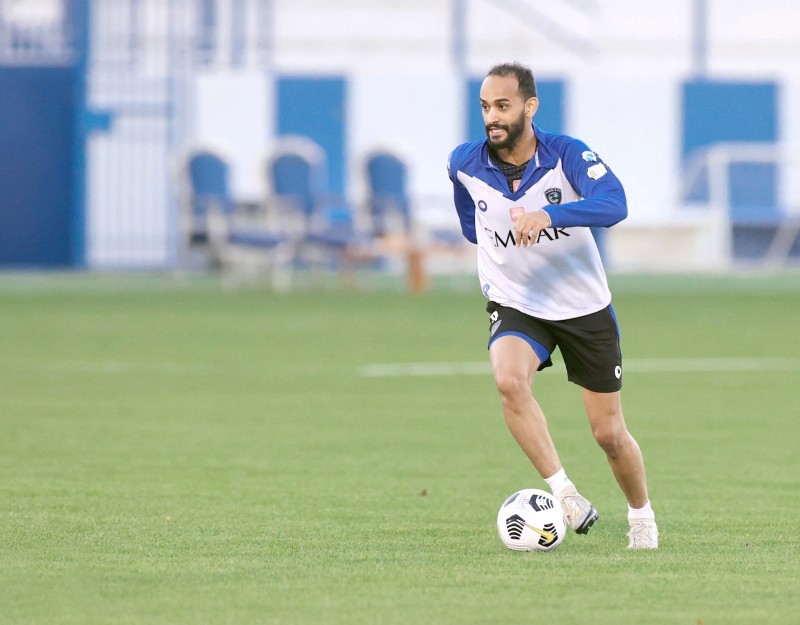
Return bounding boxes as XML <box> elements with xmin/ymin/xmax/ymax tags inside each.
<box><xmin>486</xmin><ymin>62</ymin><xmax>537</xmax><ymax>101</ymax></box>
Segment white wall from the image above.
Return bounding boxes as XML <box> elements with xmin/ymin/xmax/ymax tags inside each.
<box><xmin>180</xmin><ymin>0</ymin><xmax>800</xmax><ymax>270</ymax></box>
<box><xmin>567</xmin><ymin>75</ymin><xmax>682</xmax><ymax>225</ymax></box>
<box><xmin>192</xmin><ymin>70</ymin><xmax>273</xmax><ymax>200</ymax></box>
<box><xmin>782</xmin><ymin>80</ymin><xmax>800</xmax><ymax>215</ymax></box>
<box><xmin>347</xmin><ymin>70</ymin><xmax>463</xmax><ymax>224</ymax></box>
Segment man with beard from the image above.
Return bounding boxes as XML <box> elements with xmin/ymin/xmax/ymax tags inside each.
<box><xmin>447</xmin><ymin>62</ymin><xmax>658</xmax><ymax>549</ymax></box>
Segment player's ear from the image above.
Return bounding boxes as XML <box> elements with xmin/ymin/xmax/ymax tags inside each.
<box><xmin>526</xmin><ymin>97</ymin><xmax>539</xmax><ymax>119</ymax></box>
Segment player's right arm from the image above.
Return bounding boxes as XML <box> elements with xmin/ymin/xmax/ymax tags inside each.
<box><xmin>448</xmin><ymin>147</ymin><xmax>478</xmax><ymax>244</ymax></box>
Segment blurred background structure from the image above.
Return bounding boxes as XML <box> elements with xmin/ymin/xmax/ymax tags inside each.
<box><xmin>1</xmin><ymin>0</ymin><xmax>799</xmax><ymax>284</ymax></box>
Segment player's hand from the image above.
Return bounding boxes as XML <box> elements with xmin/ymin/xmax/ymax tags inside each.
<box><xmin>515</xmin><ymin>210</ymin><xmax>552</xmax><ymax>247</ymax></box>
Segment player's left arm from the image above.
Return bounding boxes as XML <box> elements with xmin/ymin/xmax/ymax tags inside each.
<box><xmin>543</xmin><ymin>140</ymin><xmax>628</xmax><ymax>230</ymax></box>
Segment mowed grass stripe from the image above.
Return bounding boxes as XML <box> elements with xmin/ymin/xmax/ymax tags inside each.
<box><xmin>360</xmin><ymin>356</ymin><xmax>800</xmax><ymax>377</ymax></box>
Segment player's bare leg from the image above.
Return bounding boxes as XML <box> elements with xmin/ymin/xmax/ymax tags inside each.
<box><xmin>489</xmin><ymin>336</ymin><xmax>598</xmax><ymax>533</ymax></box>
<box><xmin>582</xmin><ymin>389</ymin><xmax>658</xmax><ymax>548</ymax></box>
<box><xmin>489</xmin><ymin>336</ymin><xmax>560</xmax><ymax>477</ymax></box>
<box><xmin>582</xmin><ymin>389</ymin><xmax>648</xmax><ymax>506</ymax></box>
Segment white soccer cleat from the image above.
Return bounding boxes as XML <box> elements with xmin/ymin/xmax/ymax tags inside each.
<box><xmin>626</xmin><ymin>519</ymin><xmax>659</xmax><ymax>549</ymax></box>
<box><xmin>558</xmin><ymin>485</ymin><xmax>599</xmax><ymax>534</ymax></box>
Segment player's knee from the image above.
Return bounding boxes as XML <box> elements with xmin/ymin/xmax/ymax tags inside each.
<box><xmin>494</xmin><ymin>371</ymin><xmax>530</xmax><ymax>406</ymax></box>
<box><xmin>591</xmin><ymin>422</ymin><xmax>627</xmax><ymax>457</ymax></box>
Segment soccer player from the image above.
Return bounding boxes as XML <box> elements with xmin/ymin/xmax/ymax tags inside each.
<box><xmin>447</xmin><ymin>62</ymin><xmax>658</xmax><ymax>549</ymax></box>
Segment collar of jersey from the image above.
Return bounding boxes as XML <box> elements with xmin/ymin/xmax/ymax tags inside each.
<box><xmin>480</xmin><ymin>124</ymin><xmax>559</xmax><ymax>198</ymax></box>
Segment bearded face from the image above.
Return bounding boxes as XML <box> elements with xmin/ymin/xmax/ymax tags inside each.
<box><xmin>485</xmin><ymin>111</ymin><xmax>526</xmax><ymax>152</ymax></box>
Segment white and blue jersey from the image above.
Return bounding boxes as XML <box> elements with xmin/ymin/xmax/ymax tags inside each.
<box><xmin>447</xmin><ymin>125</ymin><xmax>628</xmax><ymax>321</ymax></box>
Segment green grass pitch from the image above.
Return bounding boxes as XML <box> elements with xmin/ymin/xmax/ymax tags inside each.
<box><xmin>1</xmin><ymin>272</ymin><xmax>799</xmax><ymax>624</ymax></box>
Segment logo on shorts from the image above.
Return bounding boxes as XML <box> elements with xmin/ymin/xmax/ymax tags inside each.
<box><xmin>615</xmin><ymin>365</ymin><xmax>622</xmax><ymax>379</ymax></box>
<box><xmin>489</xmin><ymin>310</ymin><xmax>501</xmax><ymax>337</ymax></box>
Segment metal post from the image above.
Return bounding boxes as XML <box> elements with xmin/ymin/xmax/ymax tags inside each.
<box><xmin>258</xmin><ymin>0</ymin><xmax>274</xmax><ymax>69</ymax></box>
<box><xmin>451</xmin><ymin>0</ymin><xmax>468</xmax><ymax>140</ymax></box>
<box><xmin>259</xmin><ymin>0</ymin><xmax>275</xmax><ymax>139</ymax></box>
<box><xmin>70</xmin><ymin>0</ymin><xmax>90</xmax><ymax>268</ymax></box>
<box><xmin>451</xmin><ymin>0</ymin><xmax>467</xmax><ymax>79</ymax></box>
<box><xmin>692</xmin><ymin>0</ymin><xmax>708</xmax><ymax>78</ymax></box>
<box><xmin>231</xmin><ymin>0</ymin><xmax>246</xmax><ymax>67</ymax></box>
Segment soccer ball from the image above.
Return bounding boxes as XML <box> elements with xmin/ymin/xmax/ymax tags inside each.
<box><xmin>497</xmin><ymin>488</ymin><xmax>567</xmax><ymax>552</ymax></box>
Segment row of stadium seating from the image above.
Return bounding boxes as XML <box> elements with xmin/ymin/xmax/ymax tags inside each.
<box><xmin>180</xmin><ymin>137</ymin><xmax>456</xmax><ymax>291</ymax></box>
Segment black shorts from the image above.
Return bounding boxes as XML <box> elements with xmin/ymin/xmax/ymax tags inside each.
<box><xmin>486</xmin><ymin>301</ymin><xmax>623</xmax><ymax>393</ymax></box>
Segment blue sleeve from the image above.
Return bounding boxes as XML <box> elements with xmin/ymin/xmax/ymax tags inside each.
<box><xmin>545</xmin><ymin>138</ymin><xmax>628</xmax><ymax>229</ymax></box>
<box><xmin>448</xmin><ymin>150</ymin><xmax>477</xmax><ymax>244</ymax></box>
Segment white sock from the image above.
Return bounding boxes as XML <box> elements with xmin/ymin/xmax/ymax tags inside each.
<box><xmin>544</xmin><ymin>468</ymin><xmax>573</xmax><ymax>498</ymax></box>
<box><xmin>628</xmin><ymin>500</ymin><xmax>655</xmax><ymax>521</ymax></box>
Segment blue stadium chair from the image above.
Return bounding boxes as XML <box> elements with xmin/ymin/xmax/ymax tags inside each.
<box><xmin>266</xmin><ymin>137</ymin><xmax>370</xmax><ymax>282</ymax></box>
<box><xmin>184</xmin><ymin>148</ymin><xmax>235</xmax><ymax>238</ymax></box>
<box><xmin>364</xmin><ymin>150</ymin><xmax>412</xmax><ymax>238</ymax></box>
<box><xmin>361</xmin><ymin>149</ymin><xmax>440</xmax><ymax>292</ymax></box>
<box><xmin>181</xmin><ymin>147</ymin><xmax>292</xmax><ymax>288</ymax></box>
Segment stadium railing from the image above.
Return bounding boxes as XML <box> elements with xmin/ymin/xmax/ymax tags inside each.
<box><xmin>681</xmin><ymin>142</ymin><xmax>800</xmax><ymax>269</ymax></box>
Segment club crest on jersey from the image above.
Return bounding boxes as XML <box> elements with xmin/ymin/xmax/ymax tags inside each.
<box><xmin>477</xmin><ymin>200</ymin><xmax>488</xmax><ymax>212</ymax></box>
<box><xmin>545</xmin><ymin>188</ymin><xmax>562</xmax><ymax>205</ymax></box>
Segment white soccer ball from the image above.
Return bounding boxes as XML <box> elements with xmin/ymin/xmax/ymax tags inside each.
<box><xmin>497</xmin><ymin>488</ymin><xmax>567</xmax><ymax>552</ymax></box>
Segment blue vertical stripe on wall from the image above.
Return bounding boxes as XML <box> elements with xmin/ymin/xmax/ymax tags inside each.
<box><xmin>682</xmin><ymin>80</ymin><xmax>777</xmax><ymax>157</ymax></box>
<box><xmin>277</xmin><ymin>76</ymin><xmax>346</xmax><ymax>195</ymax></box>
<box><xmin>534</xmin><ymin>81</ymin><xmax>565</xmax><ymax>135</ymax></box>
<box><xmin>467</xmin><ymin>78</ymin><xmax>480</xmax><ymax>141</ymax></box>
<box><xmin>682</xmin><ymin>80</ymin><xmax>779</xmax><ymax>223</ymax></box>
<box><xmin>0</xmin><ymin>68</ymin><xmax>75</xmax><ymax>267</ymax></box>
<box><xmin>467</xmin><ymin>77</ymin><xmax>565</xmax><ymax>142</ymax></box>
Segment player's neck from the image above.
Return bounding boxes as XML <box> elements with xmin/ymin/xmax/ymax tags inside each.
<box><xmin>494</xmin><ymin>133</ymin><xmax>537</xmax><ymax>166</ymax></box>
